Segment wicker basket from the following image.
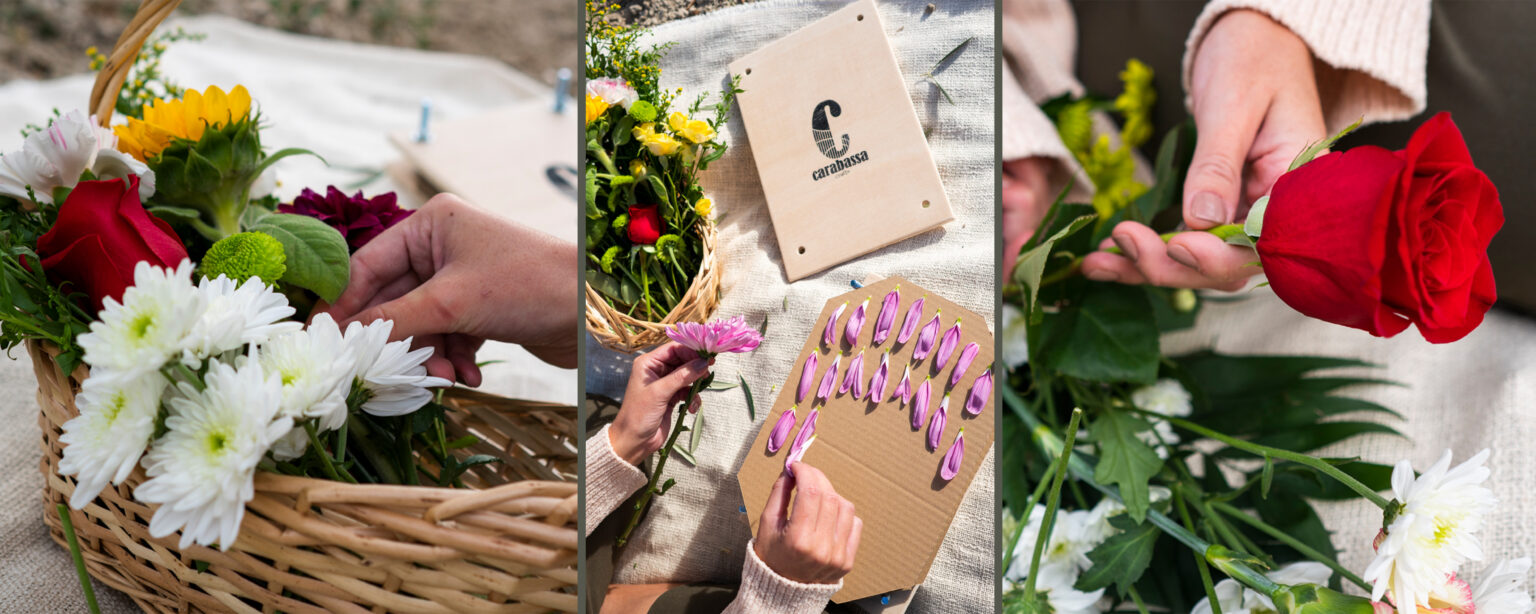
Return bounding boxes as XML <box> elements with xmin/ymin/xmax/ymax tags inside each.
<box><xmin>585</xmin><ymin>219</ymin><xmax>722</xmax><ymax>353</ymax></box>
<box><xmin>31</xmin><ymin>2</ymin><xmax>580</xmax><ymax>611</ymax></box>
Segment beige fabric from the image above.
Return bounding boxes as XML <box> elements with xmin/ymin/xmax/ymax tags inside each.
<box><xmin>583</xmin><ymin>1</ymin><xmax>996</xmax><ymax>610</ymax></box>
<box><xmin>1163</xmin><ymin>289</ymin><xmax>1536</xmax><ymax>590</ymax></box>
<box><xmin>0</xmin><ymin>16</ymin><xmax>576</xmax><ymax>610</ymax></box>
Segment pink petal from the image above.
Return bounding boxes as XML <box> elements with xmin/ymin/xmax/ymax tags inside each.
<box><xmin>844</xmin><ymin>299</ymin><xmax>869</xmax><ymax>347</ymax></box>
<box><xmin>894</xmin><ymin>364</ymin><xmax>913</xmax><ymax>405</ymax></box>
<box><xmin>911</xmin><ymin>377</ymin><xmax>932</xmax><ymax>430</ymax></box>
<box><xmin>823</xmin><ymin>301</ymin><xmax>847</xmax><ymax>347</ymax></box>
<box><xmin>913</xmin><ymin>311</ymin><xmax>942</xmax><ymax>361</ymax></box>
<box><xmin>964</xmin><ymin>367</ymin><xmax>992</xmax><ymax>416</ymax></box>
<box><xmin>940</xmin><ymin>429</ymin><xmax>965</xmax><ymax>481</ymax></box>
<box><xmin>850</xmin><ymin>355</ymin><xmax>866</xmax><ymax>399</ymax></box>
<box><xmin>796</xmin><ymin>353</ymin><xmax>818</xmax><ymax>405</ymax></box>
<box><xmin>934</xmin><ymin>319</ymin><xmax>962</xmax><ymax>371</ymax></box>
<box><xmin>816</xmin><ymin>353</ymin><xmax>840</xmax><ymax>404</ymax></box>
<box><xmin>949</xmin><ymin>342</ymin><xmax>980</xmax><ymax>387</ymax></box>
<box><xmin>840</xmin><ymin>350</ymin><xmax>864</xmax><ymax>396</ymax></box>
<box><xmin>872</xmin><ymin>287</ymin><xmax>900</xmax><ymax>345</ymax></box>
<box><xmin>868</xmin><ymin>352</ymin><xmax>890</xmax><ymax>404</ymax></box>
<box><xmin>666</xmin><ymin>316</ymin><xmax>762</xmax><ymax>355</ymax></box>
<box><xmin>927</xmin><ymin>395</ymin><xmax>949</xmax><ymax>450</ymax></box>
<box><xmin>897</xmin><ymin>296</ymin><xmax>926</xmax><ymax>344</ymax></box>
<box><xmin>767</xmin><ymin>407</ymin><xmax>797</xmax><ymax>453</ymax></box>
<box><xmin>784</xmin><ymin>409</ymin><xmax>819</xmax><ymax>471</ymax></box>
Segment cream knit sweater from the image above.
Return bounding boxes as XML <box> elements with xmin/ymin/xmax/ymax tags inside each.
<box><xmin>585</xmin><ymin>425</ymin><xmax>841</xmax><ymax>613</ymax></box>
<box><xmin>1002</xmin><ymin>0</ymin><xmax>1432</xmax><ymax>195</ymax></box>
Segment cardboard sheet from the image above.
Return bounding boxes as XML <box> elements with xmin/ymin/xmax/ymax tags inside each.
<box><xmin>736</xmin><ymin>276</ymin><xmax>994</xmax><ymax>602</ymax></box>
<box><xmin>728</xmin><ymin>0</ymin><xmax>954</xmax><ymax>281</ymax></box>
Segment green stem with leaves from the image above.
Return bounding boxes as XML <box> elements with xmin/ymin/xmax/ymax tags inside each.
<box><xmin>1038</xmin><ymin>223</ymin><xmax>1251</xmax><ymax>288</ymax></box>
<box><xmin>1022</xmin><ymin>408</ymin><xmax>1083</xmax><ymax>601</ymax></box>
<box><xmin>617</xmin><ymin>365</ymin><xmax>711</xmax><ymax>547</ymax></box>
<box><xmin>1211</xmin><ymin>501</ymin><xmax>1370</xmax><ymax>591</ymax></box>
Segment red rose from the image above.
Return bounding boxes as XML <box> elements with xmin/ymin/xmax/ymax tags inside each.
<box><xmin>1257</xmin><ymin>113</ymin><xmax>1503</xmax><ymax>343</ymax></box>
<box><xmin>627</xmin><ymin>204</ymin><xmax>663</xmax><ymax>245</ymax></box>
<box><xmin>36</xmin><ymin>176</ymin><xmax>188</xmax><ymax>312</ymax></box>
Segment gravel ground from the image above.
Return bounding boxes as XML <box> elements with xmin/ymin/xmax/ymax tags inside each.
<box><xmin>606</xmin><ymin>0</ymin><xmax>762</xmax><ymax>27</ymax></box>
<box><xmin>0</xmin><ymin>0</ymin><xmax>577</xmax><ymax>84</ymax></box>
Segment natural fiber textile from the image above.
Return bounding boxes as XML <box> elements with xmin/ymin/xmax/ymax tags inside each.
<box><xmin>0</xmin><ymin>15</ymin><xmax>576</xmax><ymax>610</ymax></box>
<box><xmin>582</xmin><ymin>1</ymin><xmax>997</xmax><ymax>610</ymax></box>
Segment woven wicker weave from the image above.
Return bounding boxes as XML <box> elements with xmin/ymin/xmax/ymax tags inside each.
<box><xmin>30</xmin><ymin>1</ymin><xmax>580</xmax><ymax>611</ymax></box>
<box><xmin>585</xmin><ymin>219</ymin><xmax>722</xmax><ymax>353</ymax></box>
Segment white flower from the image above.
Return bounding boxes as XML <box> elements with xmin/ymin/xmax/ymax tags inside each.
<box><xmin>1131</xmin><ymin>378</ymin><xmax>1192</xmax><ymax>418</ymax></box>
<box><xmin>587</xmin><ymin>77</ymin><xmax>638</xmax><ymax>109</ymax></box>
<box><xmin>0</xmin><ymin>109</ymin><xmax>154</xmax><ymax>205</ymax></box>
<box><xmin>1135</xmin><ymin>419</ymin><xmax>1180</xmax><ymax>459</ymax></box>
<box><xmin>269</xmin><ymin>426</ymin><xmax>308</xmax><ymax>462</ymax></box>
<box><xmin>180</xmin><ymin>274</ymin><xmax>301</xmax><ymax>367</ymax></box>
<box><xmin>1001</xmin><ymin>304</ymin><xmax>1029</xmax><ymax>369</ymax></box>
<box><xmin>1364</xmin><ymin>449</ymin><xmax>1497</xmax><ymax>614</ymax></box>
<box><xmin>57</xmin><ymin>370</ymin><xmax>167</xmax><ymax>508</ymax></box>
<box><xmin>1037</xmin><ymin>581</ymin><xmax>1105</xmax><ymax>614</ymax></box>
<box><xmin>1471</xmin><ymin>558</ymin><xmax>1533</xmax><ymax>613</ymax></box>
<box><xmin>1006</xmin><ymin>505</ymin><xmax>1105</xmax><ymax>588</ymax></box>
<box><xmin>78</xmin><ymin>260</ymin><xmax>203</xmax><ymax>374</ymax></box>
<box><xmin>135</xmin><ymin>357</ymin><xmax>290</xmax><ymax>550</ymax></box>
<box><xmin>257</xmin><ymin>313</ymin><xmax>356</xmax><ymax>432</ymax></box>
<box><xmin>1191</xmin><ymin>562</ymin><xmax>1333</xmax><ymax>614</ymax></box>
<box><xmin>340</xmin><ymin>318</ymin><xmax>451</xmax><ymax>417</ymax></box>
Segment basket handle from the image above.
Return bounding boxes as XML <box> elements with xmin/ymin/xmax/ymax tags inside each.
<box><xmin>88</xmin><ymin>0</ymin><xmax>184</xmax><ymax>128</ymax></box>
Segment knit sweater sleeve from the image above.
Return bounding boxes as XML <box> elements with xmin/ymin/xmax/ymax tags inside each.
<box><xmin>1183</xmin><ymin>0</ymin><xmax>1432</xmax><ymax>132</ymax></box>
<box><xmin>721</xmin><ymin>539</ymin><xmax>842</xmax><ymax>614</ymax></box>
<box><xmin>583</xmin><ymin>424</ymin><xmax>648</xmax><ymax>537</ymax></box>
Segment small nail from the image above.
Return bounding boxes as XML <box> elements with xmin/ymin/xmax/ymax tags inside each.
<box><xmin>1192</xmin><ymin>192</ymin><xmax>1227</xmax><ymax>226</ymax></box>
<box><xmin>1167</xmin><ymin>244</ymin><xmax>1199</xmax><ymax>270</ymax></box>
<box><xmin>1085</xmin><ymin>268</ymin><xmax>1119</xmax><ymax>282</ymax></box>
<box><xmin>1112</xmin><ymin>235</ymin><xmax>1138</xmax><ymax>261</ymax></box>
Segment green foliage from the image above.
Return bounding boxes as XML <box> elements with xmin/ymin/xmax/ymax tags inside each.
<box><xmin>1030</xmin><ymin>283</ymin><xmax>1160</xmax><ymax>384</ymax></box>
<box><xmin>0</xmin><ymin>196</ymin><xmax>91</xmax><ymax>373</ymax></box>
<box><xmin>1089</xmin><ymin>410</ymin><xmax>1163</xmax><ymax>522</ymax></box>
<box><xmin>248</xmin><ymin>213</ymin><xmax>351</xmax><ymax>303</ymax></box>
<box><xmin>1076</xmin><ymin>514</ymin><xmax>1159</xmax><ymax>594</ymax></box>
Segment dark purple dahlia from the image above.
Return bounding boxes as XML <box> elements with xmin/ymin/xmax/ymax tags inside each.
<box><xmin>279</xmin><ymin>186</ymin><xmax>411</xmax><ymax>252</ymax></box>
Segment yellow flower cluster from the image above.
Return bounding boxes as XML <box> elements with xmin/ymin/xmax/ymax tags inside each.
<box><xmin>114</xmin><ymin>85</ymin><xmax>253</xmax><ymax>162</ymax></box>
<box><xmin>1080</xmin><ymin>135</ymin><xmax>1147</xmax><ymax>221</ymax></box>
<box><xmin>667</xmin><ymin>112</ymin><xmax>716</xmax><ymax>144</ymax></box>
<box><xmin>632</xmin><ymin>122</ymin><xmax>681</xmax><ymax>156</ymax></box>
<box><xmin>694</xmin><ymin>197</ymin><xmax>712</xmax><ymax>218</ymax></box>
<box><xmin>1113</xmin><ymin>59</ymin><xmax>1156</xmax><ymax>148</ymax></box>
<box><xmin>586</xmin><ymin>94</ymin><xmax>610</xmax><ymax>125</ymax></box>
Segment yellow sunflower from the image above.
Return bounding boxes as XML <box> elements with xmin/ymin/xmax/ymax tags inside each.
<box><xmin>115</xmin><ymin>85</ymin><xmax>253</xmax><ymax>162</ymax></box>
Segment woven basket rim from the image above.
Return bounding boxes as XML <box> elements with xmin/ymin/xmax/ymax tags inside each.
<box><xmin>585</xmin><ymin>216</ymin><xmax>722</xmax><ymax>353</ymax></box>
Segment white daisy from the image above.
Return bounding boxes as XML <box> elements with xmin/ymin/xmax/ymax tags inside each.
<box><xmin>340</xmin><ymin>318</ymin><xmax>451</xmax><ymax>417</ymax></box>
<box><xmin>1192</xmin><ymin>561</ymin><xmax>1332</xmax><ymax>614</ymax></box>
<box><xmin>1470</xmin><ymin>558</ymin><xmax>1533</xmax><ymax>613</ymax></box>
<box><xmin>1364</xmin><ymin>449</ymin><xmax>1497</xmax><ymax>614</ymax></box>
<box><xmin>78</xmin><ymin>260</ymin><xmax>203</xmax><ymax>374</ymax></box>
<box><xmin>257</xmin><ymin>313</ymin><xmax>356</xmax><ymax>432</ymax></box>
<box><xmin>57</xmin><ymin>370</ymin><xmax>167</xmax><ymax>508</ymax></box>
<box><xmin>180</xmin><ymin>274</ymin><xmax>300</xmax><ymax>367</ymax></box>
<box><xmin>135</xmin><ymin>357</ymin><xmax>290</xmax><ymax>550</ymax></box>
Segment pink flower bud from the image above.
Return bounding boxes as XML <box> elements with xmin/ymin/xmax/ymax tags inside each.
<box><xmin>940</xmin><ymin>428</ymin><xmax>965</xmax><ymax>481</ymax></box>
<box><xmin>873</xmin><ymin>287</ymin><xmax>900</xmax><ymax>345</ymax></box>
<box><xmin>823</xmin><ymin>301</ymin><xmax>847</xmax><ymax>347</ymax></box>
<box><xmin>927</xmin><ymin>395</ymin><xmax>949</xmax><ymax>450</ymax></box>
<box><xmin>894</xmin><ymin>363</ymin><xmax>913</xmax><ymax>405</ymax></box>
<box><xmin>911</xmin><ymin>377</ymin><xmax>933</xmax><ymax>430</ymax></box>
<box><xmin>868</xmin><ymin>351</ymin><xmax>891</xmax><ymax>404</ymax></box>
<box><xmin>840</xmin><ymin>350</ymin><xmax>864</xmax><ymax>397</ymax></box>
<box><xmin>897</xmin><ymin>295</ymin><xmax>926</xmax><ymax>344</ymax></box>
<box><xmin>816</xmin><ymin>353</ymin><xmax>840</xmax><ymax>404</ymax></box>
<box><xmin>913</xmin><ymin>310</ymin><xmax>942</xmax><ymax>361</ymax></box>
<box><xmin>785</xmin><ymin>409</ymin><xmax>819</xmax><ymax>471</ymax></box>
<box><xmin>796</xmin><ymin>353</ymin><xmax>818</xmax><ymax>405</ymax></box>
<box><xmin>934</xmin><ymin>319</ymin><xmax>962</xmax><ymax>371</ymax></box>
<box><xmin>949</xmin><ymin>342</ymin><xmax>980</xmax><ymax>387</ymax></box>
<box><xmin>844</xmin><ymin>299</ymin><xmax>869</xmax><ymax>347</ymax></box>
<box><xmin>965</xmin><ymin>367</ymin><xmax>992</xmax><ymax>416</ymax></box>
<box><xmin>767</xmin><ymin>407</ymin><xmax>797</xmax><ymax>453</ymax></box>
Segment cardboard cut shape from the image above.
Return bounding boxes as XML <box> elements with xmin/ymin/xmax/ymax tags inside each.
<box><xmin>737</xmin><ymin>276</ymin><xmax>994</xmax><ymax>603</ymax></box>
<box><xmin>390</xmin><ymin>102</ymin><xmax>577</xmax><ymax>241</ymax></box>
<box><xmin>728</xmin><ymin>0</ymin><xmax>954</xmax><ymax>281</ymax></box>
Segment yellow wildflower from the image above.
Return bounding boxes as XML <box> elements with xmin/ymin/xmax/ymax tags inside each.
<box><xmin>629</xmin><ymin>159</ymin><xmax>647</xmax><ymax>177</ymax></box>
<box><xmin>114</xmin><ymin>84</ymin><xmax>253</xmax><ymax>162</ymax></box>
<box><xmin>668</xmin><ymin>111</ymin><xmax>716</xmax><ymax>144</ymax></box>
<box><xmin>643</xmin><ymin>132</ymin><xmax>682</xmax><ymax>156</ymax></box>
<box><xmin>694</xmin><ymin>197</ymin><xmax>712</xmax><ymax>217</ymax></box>
<box><xmin>1114</xmin><ymin>59</ymin><xmax>1156</xmax><ymax>148</ymax></box>
<box><xmin>586</xmin><ymin>93</ymin><xmax>610</xmax><ymax>124</ymax></box>
<box><xmin>632</xmin><ymin>121</ymin><xmax>658</xmax><ymax>142</ymax></box>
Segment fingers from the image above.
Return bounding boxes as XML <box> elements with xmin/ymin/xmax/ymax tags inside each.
<box><xmin>446</xmin><ymin>334</ymin><xmax>484</xmax><ymax>387</ymax></box>
<box><xmin>656</xmin><ymin>358</ymin><xmax>710</xmax><ymax>397</ymax></box>
<box><xmin>1184</xmin><ymin>90</ymin><xmax>1266</xmax><ymax>229</ymax></box>
<box><xmin>634</xmin><ymin>343</ymin><xmax>702</xmax><ymax>381</ymax></box>
<box><xmin>1080</xmin><ymin>222</ymin><xmax>1256</xmax><ymax>290</ymax></box>
<box><xmin>324</xmin><ymin>214</ymin><xmax>430</xmax><ymax>322</ymax></box>
<box><xmin>760</xmin><ymin>470</ymin><xmax>794</xmax><ymax>532</ymax></box>
<box><xmin>844</xmin><ymin>517</ymin><xmax>863</xmax><ymax>571</ymax></box>
<box><xmin>785</xmin><ymin>462</ymin><xmax>832</xmax><ymax>527</ymax></box>
<box><xmin>343</xmin><ymin>275</ymin><xmax>461</xmax><ymax>342</ymax></box>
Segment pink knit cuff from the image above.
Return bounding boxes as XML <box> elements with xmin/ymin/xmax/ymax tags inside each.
<box><xmin>721</xmin><ymin>540</ymin><xmax>841</xmax><ymax>614</ymax></box>
<box><xmin>583</xmin><ymin>425</ymin><xmax>647</xmax><ymax>537</ymax></box>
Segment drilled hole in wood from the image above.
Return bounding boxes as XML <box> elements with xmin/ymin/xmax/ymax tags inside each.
<box><xmin>798</xmin><ymin>246</ymin><xmax>806</xmax><ymax>254</ymax></box>
<box><xmin>921</xmin><ymin>200</ymin><xmax>931</xmax><ymax>208</ymax></box>
<box><xmin>857</xmin><ymin>14</ymin><xmax>864</xmax><ymax>21</ymax></box>
<box><xmin>745</xmin><ymin>68</ymin><xmax>752</xmax><ymax>75</ymax></box>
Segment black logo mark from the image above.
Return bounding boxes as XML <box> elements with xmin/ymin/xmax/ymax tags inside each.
<box><xmin>811</xmin><ymin>100</ymin><xmax>850</xmax><ymax>159</ymax></box>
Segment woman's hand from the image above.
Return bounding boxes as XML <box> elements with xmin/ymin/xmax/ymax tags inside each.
<box><xmin>1082</xmin><ymin>9</ymin><xmax>1325</xmax><ymax>289</ymax></box>
<box><xmin>1002</xmin><ymin>157</ymin><xmax>1056</xmax><ymax>276</ymax></box>
<box><xmin>608</xmin><ymin>342</ymin><xmax>712</xmax><ymax>466</ymax></box>
<box><xmin>752</xmin><ymin>462</ymin><xmax>863</xmax><ymax>585</ymax></box>
<box><xmin>320</xmin><ymin>194</ymin><xmax>580</xmax><ymax>382</ymax></box>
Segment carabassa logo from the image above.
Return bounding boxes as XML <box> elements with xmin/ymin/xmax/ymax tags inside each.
<box><xmin>810</xmin><ymin>99</ymin><xmax>870</xmax><ymax>181</ymax></box>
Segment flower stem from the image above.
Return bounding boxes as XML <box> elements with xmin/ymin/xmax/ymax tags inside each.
<box><xmin>303</xmin><ymin>421</ymin><xmax>355</xmax><ymax>484</ymax></box>
<box><xmin>1040</xmin><ymin>223</ymin><xmax>1251</xmax><ymax>287</ymax></box>
<box><xmin>57</xmin><ymin>504</ymin><xmax>101</xmax><ymax>614</ymax></box>
<box><xmin>1022</xmin><ymin>408</ymin><xmax>1083</xmax><ymax>601</ymax></box>
<box><xmin>1211</xmin><ymin>501</ymin><xmax>1370</xmax><ymax>591</ymax></box>
<box><xmin>1000</xmin><ymin>460</ymin><xmax>1056</xmax><ymax>572</ymax></box>
<box><xmin>1176</xmin><ymin>489</ymin><xmax>1224</xmax><ymax>614</ymax></box>
<box><xmin>617</xmin><ymin>373</ymin><xmax>708</xmax><ymax>547</ymax></box>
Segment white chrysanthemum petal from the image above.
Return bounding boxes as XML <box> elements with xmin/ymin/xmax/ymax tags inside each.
<box><xmin>1472</xmin><ymin>557</ymin><xmax>1533</xmax><ymax>613</ymax></box>
<box><xmin>181</xmin><ymin>275</ymin><xmax>300</xmax><ymax>366</ymax></box>
<box><xmin>79</xmin><ymin>260</ymin><xmax>202</xmax><ymax>373</ymax></box>
<box><xmin>341</xmin><ymin>322</ymin><xmax>449</xmax><ymax>417</ymax></box>
<box><xmin>258</xmin><ymin>314</ymin><xmax>355</xmax><ymax>432</ymax></box>
<box><xmin>269</xmin><ymin>426</ymin><xmax>308</xmax><ymax>462</ymax></box>
<box><xmin>1000</xmin><ymin>304</ymin><xmax>1029</xmax><ymax>369</ymax></box>
<box><xmin>57</xmin><ymin>370</ymin><xmax>167</xmax><ymax>508</ymax></box>
<box><xmin>1131</xmin><ymin>378</ymin><xmax>1192</xmax><ymax>418</ymax></box>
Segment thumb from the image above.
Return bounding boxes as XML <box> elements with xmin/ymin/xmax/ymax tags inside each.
<box><xmin>657</xmin><ymin>358</ymin><xmax>710</xmax><ymax>396</ymax></box>
<box><xmin>1184</xmin><ymin>99</ymin><xmax>1264</xmax><ymax>230</ymax></box>
<box><xmin>343</xmin><ymin>277</ymin><xmax>459</xmax><ymax>342</ymax></box>
<box><xmin>760</xmin><ymin>469</ymin><xmax>794</xmax><ymax>532</ymax></box>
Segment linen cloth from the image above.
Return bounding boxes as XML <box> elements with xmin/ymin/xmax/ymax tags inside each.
<box><xmin>583</xmin><ymin>1</ymin><xmax>997</xmax><ymax>610</ymax></box>
<box><xmin>0</xmin><ymin>15</ymin><xmax>577</xmax><ymax>610</ymax></box>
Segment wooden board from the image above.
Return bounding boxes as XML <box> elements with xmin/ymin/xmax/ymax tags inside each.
<box><xmin>389</xmin><ymin>102</ymin><xmax>578</xmax><ymax>241</ymax></box>
<box><xmin>729</xmin><ymin>0</ymin><xmax>954</xmax><ymax>281</ymax></box>
<box><xmin>736</xmin><ymin>276</ymin><xmax>994</xmax><ymax>602</ymax></box>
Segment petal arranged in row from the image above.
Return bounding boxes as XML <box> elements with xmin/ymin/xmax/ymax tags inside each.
<box><xmin>965</xmin><ymin>367</ymin><xmax>992</xmax><ymax>416</ymax></box>
<box><xmin>796</xmin><ymin>353</ymin><xmax>818</xmax><ymax>405</ymax></box>
<box><xmin>927</xmin><ymin>394</ymin><xmax>949</xmax><ymax>451</ymax></box>
<box><xmin>816</xmin><ymin>353</ymin><xmax>841</xmax><ymax>404</ymax></box>
<box><xmin>950</xmin><ymin>342</ymin><xmax>980</xmax><ymax>387</ymax></box>
<box><xmin>767</xmin><ymin>406</ymin><xmax>797</xmax><ymax>454</ymax></box>
<box><xmin>872</xmin><ymin>287</ymin><xmax>900</xmax><ymax>345</ymax></box>
<box><xmin>940</xmin><ymin>429</ymin><xmax>965</xmax><ymax>481</ymax></box>
<box><xmin>913</xmin><ymin>310</ymin><xmax>942</xmax><ymax>361</ymax></box>
<box><xmin>868</xmin><ymin>351</ymin><xmax>891</xmax><ymax>405</ymax></box>
<box><xmin>823</xmin><ymin>301</ymin><xmax>848</xmax><ymax>347</ymax></box>
<box><xmin>897</xmin><ymin>295</ymin><xmax>926</xmax><ymax>344</ymax></box>
<box><xmin>934</xmin><ymin>318</ymin><xmax>962</xmax><ymax>371</ymax></box>
<box><xmin>845</xmin><ymin>299</ymin><xmax>869</xmax><ymax>347</ymax></box>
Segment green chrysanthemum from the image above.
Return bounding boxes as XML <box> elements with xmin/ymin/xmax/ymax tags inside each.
<box><xmin>200</xmin><ymin>231</ymin><xmax>287</xmax><ymax>285</ymax></box>
<box><xmin>601</xmin><ymin>246</ymin><xmax>620</xmax><ymax>274</ymax></box>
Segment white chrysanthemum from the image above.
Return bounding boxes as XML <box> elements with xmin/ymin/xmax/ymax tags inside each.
<box><xmin>1006</xmin><ymin>505</ymin><xmax>1102</xmax><ymax>588</ymax></box>
<box><xmin>57</xmin><ymin>370</ymin><xmax>167</xmax><ymax>508</ymax></box>
<box><xmin>341</xmin><ymin>318</ymin><xmax>451</xmax><ymax>417</ymax></box>
<box><xmin>1037</xmin><ymin>581</ymin><xmax>1104</xmax><ymax>614</ymax></box>
<box><xmin>78</xmin><ymin>260</ymin><xmax>202</xmax><ymax>374</ymax></box>
<box><xmin>135</xmin><ymin>358</ymin><xmax>290</xmax><ymax>550</ymax></box>
<box><xmin>1192</xmin><ymin>562</ymin><xmax>1332</xmax><ymax>614</ymax></box>
<box><xmin>257</xmin><ymin>313</ymin><xmax>355</xmax><ymax>432</ymax></box>
<box><xmin>268</xmin><ymin>426</ymin><xmax>308</xmax><ymax>462</ymax></box>
<box><xmin>1365</xmin><ymin>449</ymin><xmax>1497</xmax><ymax>614</ymax></box>
<box><xmin>1471</xmin><ymin>558</ymin><xmax>1533</xmax><ymax>613</ymax></box>
<box><xmin>1001</xmin><ymin>304</ymin><xmax>1029</xmax><ymax>369</ymax></box>
<box><xmin>1131</xmin><ymin>378</ymin><xmax>1192</xmax><ymax>418</ymax></box>
<box><xmin>180</xmin><ymin>275</ymin><xmax>300</xmax><ymax>367</ymax></box>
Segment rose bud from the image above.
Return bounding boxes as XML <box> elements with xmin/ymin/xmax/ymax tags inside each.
<box><xmin>840</xmin><ymin>350</ymin><xmax>864</xmax><ymax>397</ymax></box>
<box><xmin>767</xmin><ymin>407</ymin><xmax>797</xmax><ymax>454</ymax></box>
<box><xmin>796</xmin><ymin>353</ymin><xmax>818</xmax><ymax>404</ymax></box>
<box><xmin>913</xmin><ymin>310</ymin><xmax>942</xmax><ymax>361</ymax></box>
<box><xmin>868</xmin><ymin>351</ymin><xmax>891</xmax><ymax>404</ymax></box>
<box><xmin>934</xmin><ymin>318</ymin><xmax>962</xmax><ymax>371</ymax></box>
<box><xmin>893</xmin><ymin>363</ymin><xmax>913</xmax><ymax>405</ymax></box>
<box><xmin>844</xmin><ymin>298</ymin><xmax>869</xmax><ymax>347</ymax></box>
<box><xmin>816</xmin><ymin>353</ymin><xmax>840</xmax><ymax>404</ymax></box>
<box><xmin>911</xmin><ymin>377</ymin><xmax>933</xmax><ymax>430</ymax></box>
<box><xmin>626</xmin><ymin>204</ymin><xmax>663</xmax><ymax>245</ymax></box>
<box><xmin>949</xmin><ymin>342</ymin><xmax>980</xmax><ymax>387</ymax></box>
<box><xmin>823</xmin><ymin>301</ymin><xmax>848</xmax><ymax>347</ymax></box>
<box><xmin>940</xmin><ymin>428</ymin><xmax>965</xmax><ymax>481</ymax></box>
<box><xmin>897</xmin><ymin>295</ymin><xmax>926</xmax><ymax>344</ymax></box>
<box><xmin>872</xmin><ymin>286</ymin><xmax>900</xmax><ymax>345</ymax></box>
<box><xmin>964</xmin><ymin>367</ymin><xmax>992</xmax><ymax>416</ymax></box>
<box><xmin>927</xmin><ymin>395</ymin><xmax>949</xmax><ymax>450</ymax></box>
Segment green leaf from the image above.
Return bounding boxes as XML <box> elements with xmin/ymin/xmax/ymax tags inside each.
<box><xmin>1288</xmin><ymin>117</ymin><xmax>1362</xmax><ymax>172</ymax></box>
<box><xmin>1091</xmin><ymin>410</ymin><xmax>1163</xmax><ymax>523</ymax></box>
<box><xmin>1075</xmin><ymin>514</ymin><xmax>1159</xmax><ymax>594</ymax></box>
<box><xmin>614</xmin><ymin>115</ymin><xmax>636</xmax><ymax>146</ymax></box>
<box><xmin>1243</xmin><ymin>194</ymin><xmax>1270</xmax><ymax>239</ymax></box>
<box><xmin>673</xmin><ymin>447</ymin><xmax>696</xmax><ymax>466</ymax></box>
<box><xmin>648</xmin><ymin>174</ymin><xmax>671</xmax><ymax>213</ymax></box>
<box><xmin>741</xmin><ymin>376</ymin><xmax>756</xmax><ymax>421</ymax></box>
<box><xmin>931</xmin><ymin>36</ymin><xmax>974</xmax><ymax>74</ymax></box>
<box><xmin>1012</xmin><ymin>214</ymin><xmax>1094</xmax><ymax>314</ymax></box>
<box><xmin>251</xmin><ymin>147</ymin><xmax>323</xmax><ymax>179</ymax></box>
<box><xmin>1260</xmin><ymin>454</ymin><xmax>1274</xmax><ymax>499</ymax></box>
<box><xmin>585</xmin><ymin>166</ymin><xmax>599</xmax><ymax>217</ymax></box>
<box><xmin>688</xmin><ymin>412</ymin><xmax>705</xmax><ymax>454</ymax></box>
<box><xmin>1033</xmin><ymin>283</ymin><xmax>1160</xmax><ymax>384</ymax></box>
<box><xmin>251</xmin><ymin>213</ymin><xmax>351</xmax><ymax>302</ymax></box>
